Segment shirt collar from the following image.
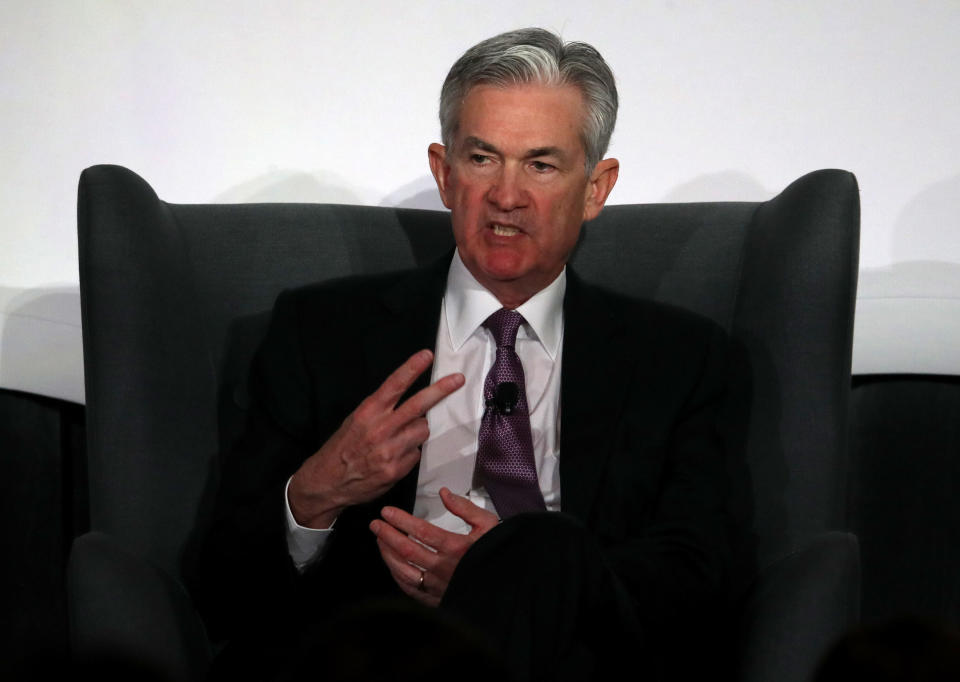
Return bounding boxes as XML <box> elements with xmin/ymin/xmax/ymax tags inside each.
<box><xmin>444</xmin><ymin>249</ymin><xmax>565</xmax><ymax>358</ymax></box>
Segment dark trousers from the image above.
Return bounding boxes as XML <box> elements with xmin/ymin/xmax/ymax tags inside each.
<box><xmin>212</xmin><ymin>513</ymin><xmax>647</xmax><ymax>682</ymax></box>
<box><xmin>441</xmin><ymin>512</ymin><xmax>647</xmax><ymax>682</ymax></box>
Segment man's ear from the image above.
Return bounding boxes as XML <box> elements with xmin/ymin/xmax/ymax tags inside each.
<box><xmin>428</xmin><ymin>143</ymin><xmax>452</xmax><ymax>209</ymax></box>
<box><xmin>582</xmin><ymin>157</ymin><xmax>619</xmax><ymax>222</ymax></box>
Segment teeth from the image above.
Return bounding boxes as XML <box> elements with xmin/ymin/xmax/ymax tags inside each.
<box><xmin>492</xmin><ymin>224</ymin><xmax>520</xmax><ymax>236</ymax></box>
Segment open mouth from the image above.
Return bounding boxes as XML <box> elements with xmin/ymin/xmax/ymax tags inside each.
<box><xmin>491</xmin><ymin>223</ymin><xmax>521</xmax><ymax>236</ymax></box>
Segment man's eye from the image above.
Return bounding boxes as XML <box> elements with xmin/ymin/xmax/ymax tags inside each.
<box><xmin>470</xmin><ymin>154</ymin><xmax>490</xmax><ymax>165</ymax></box>
<box><xmin>531</xmin><ymin>161</ymin><xmax>555</xmax><ymax>173</ymax></box>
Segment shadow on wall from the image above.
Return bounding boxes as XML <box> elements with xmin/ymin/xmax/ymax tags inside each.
<box><xmin>0</xmin><ymin>285</ymin><xmax>84</xmax><ymax>403</ymax></box>
<box><xmin>380</xmin><ymin>175</ymin><xmax>447</xmax><ymax>210</ymax></box>
<box><xmin>210</xmin><ymin>169</ymin><xmax>369</xmax><ymax>204</ymax></box>
<box><xmin>859</xmin><ymin>260</ymin><xmax>960</xmax><ymax>298</ymax></box>
<box><xmin>659</xmin><ymin>170</ymin><xmax>771</xmax><ymax>203</ymax></box>
<box><xmin>890</xmin><ymin>173</ymin><xmax>960</xmax><ymax>264</ymax></box>
<box><xmin>209</xmin><ymin>168</ymin><xmax>448</xmax><ymax>211</ymax></box>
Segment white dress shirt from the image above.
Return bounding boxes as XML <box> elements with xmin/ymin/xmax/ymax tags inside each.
<box><xmin>285</xmin><ymin>250</ymin><xmax>565</xmax><ymax>569</ymax></box>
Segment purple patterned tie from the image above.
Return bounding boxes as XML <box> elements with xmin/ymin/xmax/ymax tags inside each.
<box><xmin>476</xmin><ymin>308</ymin><xmax>547</xmax><ymax>518</ymax></box>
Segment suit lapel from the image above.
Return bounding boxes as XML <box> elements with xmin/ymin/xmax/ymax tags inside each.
<box><xmin>359</xmin><ymin>254</ymin><xmax>450</xmax><ymax>512</ymax></box>
<box><xmin>360</xmin><ymin>260</ymin><xmax>447</xmax><ymax>393</ymax></box>
<box><xmin>559</xmin><ymin>271</ymin><xmax>641</xmax><ymax>523</ymax></box>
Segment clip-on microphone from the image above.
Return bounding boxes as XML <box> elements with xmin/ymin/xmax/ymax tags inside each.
<box><xmin>486</xmin><ymin>381</ymin><xmax>520</xmax><ymax>415</ymax></box>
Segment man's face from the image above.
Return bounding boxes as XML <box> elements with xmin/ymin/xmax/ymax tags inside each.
<box><xmin>429</xmin><ymin>83</ymin><xmax>618</xmax><ymax>307</ymax></box>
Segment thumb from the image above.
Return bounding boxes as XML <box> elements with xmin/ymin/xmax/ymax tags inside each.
<box><xmin>439</xmin><ymin>487</ymin><xmax>498</xmax><ymax>530</ymax></box>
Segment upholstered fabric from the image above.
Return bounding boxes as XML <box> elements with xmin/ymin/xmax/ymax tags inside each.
<box><xmin>72</xmin><ymin>164</ymin><xmax>860</xmax><ymax>682</ymax></box>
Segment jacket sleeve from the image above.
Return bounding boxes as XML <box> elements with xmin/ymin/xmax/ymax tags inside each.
<box><xmin>188</xmin><ymin>289</ymin><xmax>324</xmax><ymax>643</ymax></box>
<box><xmin>601</xmin><ymin>319</ymin><xmax>733</xmax><ymax>659</ymax></box>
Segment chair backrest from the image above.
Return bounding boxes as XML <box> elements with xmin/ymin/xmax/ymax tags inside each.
<box><xmin>78</xmin><ymin>164</ymin><xmax>859</xmax><ymax>583</ymax></box>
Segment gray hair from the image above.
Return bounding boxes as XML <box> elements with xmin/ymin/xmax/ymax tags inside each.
<box><xmin>439</xmin><ymin>28</ymin><xmax>618</xmax><ymax>173</ymax></box>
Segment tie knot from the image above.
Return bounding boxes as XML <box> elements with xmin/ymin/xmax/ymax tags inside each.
<box><xmin>483</xmin><ymin>308</ymin><xmax>524</xmax><ymax>349</ymax></box>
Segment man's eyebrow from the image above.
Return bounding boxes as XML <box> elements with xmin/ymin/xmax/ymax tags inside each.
<box><xmin>463</xmin><ymin>137</ymin><xmax>570</xmax><ymax>163</ymax></box>
<box><xmin>464</xmin><ymin>136</ymin><xmax>499</xmax><ymax>154</ymax></box>
<box><xmin>526</xmin><ymin>146</ymin><xmax>566</xmax><ymax>160</ymax></box>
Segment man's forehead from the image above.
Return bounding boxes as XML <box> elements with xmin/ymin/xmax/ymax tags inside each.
<box><xmin>454</xmin><ymin>82</ymin><xmax>587</xmax><ymax>148</ymax></box>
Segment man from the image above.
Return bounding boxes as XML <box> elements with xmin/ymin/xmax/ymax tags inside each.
<box><xmin>195</xmin><ymin>28</ymin><xmax>729</xmax><ymax>681</ymax></box>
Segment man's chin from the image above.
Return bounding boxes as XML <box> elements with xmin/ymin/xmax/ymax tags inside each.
<box><xmin>475</xmin><ymin>265</ymin><xmax>557</xmax><ymax>308</ymax></box>
<box><xmin>475</xmin><ymin>259</ymin><xmax>528</xmax><ymax>288</ymax></box>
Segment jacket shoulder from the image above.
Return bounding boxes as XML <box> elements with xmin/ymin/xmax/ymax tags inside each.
<box><xmin>573</xmin><ymin>280</ymin><xmax>727</xmax><ymax>346</ymax></box>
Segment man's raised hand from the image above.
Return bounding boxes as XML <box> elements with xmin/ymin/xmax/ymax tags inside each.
<box><xmin>288</xmin><ymin>350</ymin><xmax>464</xmax><ymax>529</ymax></box>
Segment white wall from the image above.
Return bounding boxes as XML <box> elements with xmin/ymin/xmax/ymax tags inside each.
<box><xmin>2</xmin><ymin>1</ymin><xmax>958</xmax><ymax>401</ymax></box>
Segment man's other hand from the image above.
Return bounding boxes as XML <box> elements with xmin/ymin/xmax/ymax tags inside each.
<box><xmin>288</xmin><ymin>350</ymin><xmax>464</xmax><ymax>529</ymax></box>
<box><xmin>370</xmin><ymin>487</ymin><xmax>499</xmax><ymax>607</ymax></box>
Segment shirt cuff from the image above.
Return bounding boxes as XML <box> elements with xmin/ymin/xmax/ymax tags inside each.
<box><xmin>284</xmin><ymin>476</ymin><xmax>335</xmax><ymax>572</ymax></box>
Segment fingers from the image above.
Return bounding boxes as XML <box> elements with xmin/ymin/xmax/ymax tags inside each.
<box><xmin>384</xmin><ymin>506</ymin><xmax>462</xmax><ymax>551</ymax></box>
<box><xmin>370</xmin><ymin>514</ymin><xmax>442</xmax><ymax>567</ymax></box>
<box><xmin>371</xmin><ymin>509</ymin><xmax>475</xmax><ymax>606</ymax></box>
<box><xmin>439</xmin><ymin>487</ymin><xmax>500</xmax><ymax>534</ymax></box>
<box><xmin>291</xmin><ymin>351</ymin><xmax>464</xmax><ymax>525</ymax></box>
<box><xmin>392</xmin><ymin>371</ymin><xmax>465</xmax><ymax>423</ymax></box>
<box><xmin>375</xmin><ymin>536</ymin><xmax>424</xmax><ymax>582</ymax></box>
<box><xmin>365</xmin><ymin>348</ymin><xmax>463</xmax><ymax>436</ymax></box>
<box><xmin>376</xmin><ymin>539</ymin><xmax>440</xmax><ymax>607</ymax></box>
<box><xmin>371</xmin><ymin>349</ymin><xmax>435</xmax><ymax>409</ymax></box>
<box><xmin>369</xmin><ymin>370</ymin><xmax>463</xmax><ymax>460</ymax></box>
<box><xmin>384</xmin><ymin>418</ymin><xmax>430</xmax><ymax>459</ymax></box>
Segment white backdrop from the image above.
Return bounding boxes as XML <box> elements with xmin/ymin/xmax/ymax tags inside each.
<box><xmin>2</xmin><ymin>1</ymin><xmax>958</xmax><ymax>402</ymax></box>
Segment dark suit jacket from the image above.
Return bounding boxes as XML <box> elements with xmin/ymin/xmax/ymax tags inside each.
<box><xmin>192</xmin><ymin>254</ymin><xmax>730</xmax><ymax>668</ymax></box>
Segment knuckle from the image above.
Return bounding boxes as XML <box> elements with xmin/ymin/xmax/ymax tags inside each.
<box><xmin>368</xmin><ymin>421</ymin><xmax>393</xmax><ymax>446</ymax></box>
<box><xmin>353</xmin><ymin>406</ymin><xmax>379</xmax><ymax>427</ymax></box>
<box><xmin>352</xmin><ymin>399</ymin><xmax>372</xmax><ymax>418</ymax></box>
<box><xmin>369</xmin><ymin>435</ymin><xmax>395</xmax><ymax>459</ymax></box>
<box><xmin>413</xmin><ymin>418</ymin><xmax>430</xmax><ymax>439</ymax></box>
<box><xmin>396</xmin><ymin>542</ymin><xmax>417</xmax><ymax>562</ymax></box>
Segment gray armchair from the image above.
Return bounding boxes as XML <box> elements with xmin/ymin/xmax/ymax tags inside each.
<box><xmin>71</xmin><ymin>164</ymin><xmax>860</xmax><ymax>681</ymax></box>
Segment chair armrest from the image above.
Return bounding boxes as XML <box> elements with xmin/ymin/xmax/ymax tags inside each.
<box><xmin>67</xmin><ymin>531</ymin><xmax>211</xmax><ymax>681</ymax></box>
<box><xmin>737</xmin><ymin>531</ymin><xmax>860</xmax><ymax>682</ymax></box>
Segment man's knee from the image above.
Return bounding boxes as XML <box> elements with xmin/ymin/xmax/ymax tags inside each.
<box><xmin>463</xmin><ymin>512</ymin><xmax>596</xmax><ymax>573</ymax></box>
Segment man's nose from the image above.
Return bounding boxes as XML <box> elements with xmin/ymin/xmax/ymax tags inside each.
<box><xmin>486</xmin><ymin>165</ymin><xmax>527</xmax><ymax>211</ymax></box>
